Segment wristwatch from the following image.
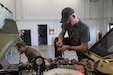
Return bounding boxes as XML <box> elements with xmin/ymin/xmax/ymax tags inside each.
<box><xmin>68</xmin><ymin>46</ymin><xmax>72</xmax><ymax>51</ymax></box>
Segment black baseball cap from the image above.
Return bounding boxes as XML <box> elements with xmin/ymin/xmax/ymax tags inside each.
<box><xmin>60</xmin><ymin>7</ymin><xmax>75</xmax><ymax>23</ymax></box>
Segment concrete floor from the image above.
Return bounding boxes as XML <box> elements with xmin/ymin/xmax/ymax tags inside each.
<box><xmin>5</xmin><ymin>45</ymin><xmax>78</xmax><ymax>64</ymax></box>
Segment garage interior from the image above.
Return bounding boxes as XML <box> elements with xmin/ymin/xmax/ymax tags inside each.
<box><xmin>1</xmin><ymin>0</ymin><xmax>113</xmax><ymax>75</ymax></box>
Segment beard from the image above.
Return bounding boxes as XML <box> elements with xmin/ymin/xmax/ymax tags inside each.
<box><xmin>20</xmin><ymin>52</ymin><xmax>24</xmax><ymax>54</ymax></box>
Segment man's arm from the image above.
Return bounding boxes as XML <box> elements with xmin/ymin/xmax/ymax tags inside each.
<box><xmin>58</xmin><ymin>29</ymin><xmax>66</xmax><ymax>41</ymax></box>
<box><xmin>58</xmin><ymin>42</ymin><xmax>88</xmax><ymax>52</ymax></box>
<box><xmin>56</xmin><ymin>29</ymin><xmax>66</xmax><ymax>47</ymax></box>
<box><xmin>70</xmin><ymin>42</ymin><xmax>88</xmax><ymax>51</ymax></box>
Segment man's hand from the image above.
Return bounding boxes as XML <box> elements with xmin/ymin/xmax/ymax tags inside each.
<box><xmin>56</xmin><ymin>40</ymin><xmax>63</xmax><ymax>47</ymax></box>
<box><xmin>19</xmin><ymin>62</ymin><xmax>24</xmax><ymax>64</ymax></box>
<box><xmin>58</xmin><ymin>45</ymin><xmax>70</xmax><ymax>52</ymax></box>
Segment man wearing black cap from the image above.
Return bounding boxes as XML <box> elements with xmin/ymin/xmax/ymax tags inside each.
<box><xmin>56</xmin><ymin>7</ymin><xmax>90</xmax><ymax>61</ymax></box>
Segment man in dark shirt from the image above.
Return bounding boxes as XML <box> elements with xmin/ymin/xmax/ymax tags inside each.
<box><xmin>56</xmin><ymin>7</ymin><xmax>90</xmax><ymax>61</ymax></box>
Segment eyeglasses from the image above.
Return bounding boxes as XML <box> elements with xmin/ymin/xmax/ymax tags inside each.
<box><xmin>17</xmin><ymin>47</ymin><xmax>21</xmax><ymax>51</ymax></box>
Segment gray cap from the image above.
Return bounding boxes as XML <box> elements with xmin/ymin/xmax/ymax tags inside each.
<box><xmin>60</xmin><ymin>7</ymin><xmax>75</xmax><ymax>23</ymax></box>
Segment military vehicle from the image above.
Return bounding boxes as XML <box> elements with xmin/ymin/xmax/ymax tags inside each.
<box><xmin>0</xmin><ymin>3</ymin><xmax>20</xmax><ymax>75</ymax></box>
<box><xmin>0</xmin><ymin>3</ymin><xmax>20</xmax><ymax>61</ymax></box>
<box><xmin>80</xmin><ymin>28</ymin><xmax>113</xmax><ymax>75</ymax></box>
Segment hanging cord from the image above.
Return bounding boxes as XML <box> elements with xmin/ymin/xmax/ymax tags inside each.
<box><xmin>62</xmin><ymin>52</ymin><xmax>65</xmax><ymax>58</ymax></box>
<box><xmin>58</xmin><ymin>45</ymin><xmax>65</xmax><ymax>58</ymax></box>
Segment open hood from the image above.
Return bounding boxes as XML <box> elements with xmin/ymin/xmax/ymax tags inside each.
<box><xmin>0</xmin><ymin>4</ymin><xmax>20</xmax><ymax>60</ymax></box>
<box><xmin>89</xmin><ymin>28</ymin><xmax>113</xmax><ymax>57</ymax></box>
<box><xmin>81</xmin><ymin>28</ymin><xmax>113</xmax><ymax>75</ymax></box>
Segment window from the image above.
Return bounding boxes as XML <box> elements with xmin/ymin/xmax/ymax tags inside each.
<box><xmin>109</xmin><ymin>23</ymin><xmax>113</xmax><ymax>30</ymax></box>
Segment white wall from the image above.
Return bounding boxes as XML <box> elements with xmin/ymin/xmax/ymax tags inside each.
<box><xmin>15</xmin><ymin>0</ymin><xmax>88</xmax><ymax>20</ymax></box>
<box><xmin>16</xmin><ymin>20</ymin><xmax>61</xmax><ymax>45</ymax></box>
<box><xmin>1</xmin><ymin>0</ymin><xmax>113</xmax><ymax>46</ymax></box>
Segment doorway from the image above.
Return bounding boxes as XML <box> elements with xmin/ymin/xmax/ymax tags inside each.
<box><xmin>21</xmin><ymin>30</ymin><xmax>31</xmax><ymax>46</ymax></box>
<box><xmin>38</xmin><ymin>25</ymin><xmax>47</xmax><ymax>45</ymax></box>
